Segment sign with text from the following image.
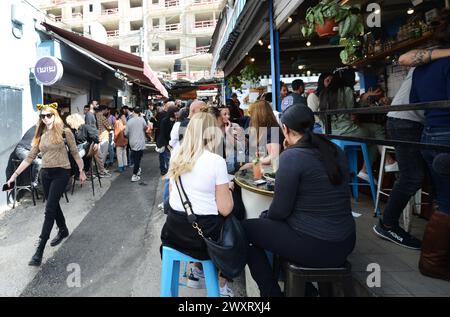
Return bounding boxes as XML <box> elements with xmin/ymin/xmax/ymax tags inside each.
<box><xmin>34</xmin><ymin>56</ymin><xmax>64</xmax><ymax>86</ymax></box>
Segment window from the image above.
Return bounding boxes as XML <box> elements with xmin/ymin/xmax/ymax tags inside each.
<box><xmin>89</xmin><ymin>4</ymin><xmax>93</xmax><ymax>12</ymax></box>
<box><xmin>152</xmin><ymin>43</ymin><xmax>159</xmax><ymax>52</ymax></box>
<box><xmin>153</xmin><ymin>18</ymin><xmax>160</xmax><ymax>28</ymax></box>
<box><xmin>152</xmin><ymin>0</ymin><xmax>159</xmax><ymax>4</ymax></box>
<box><xmin>130</xmin><ymin>20</ymin><xmax>143</xmax><ymax>31</ymax></box>
<box><xmin>130</xmin><ymin>45</ymin><xmax>140</xmax><ymax>54</ymax></box>
<box><xmin>130</xmin><ymin>0</ymin><xmax>143</xmax><ymax>8</ymax></box>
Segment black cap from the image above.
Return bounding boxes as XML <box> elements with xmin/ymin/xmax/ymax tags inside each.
<box><xmin>281</xmin><ymin>104</ymin><xmax>314</xmax><ymax>133</ymax></box>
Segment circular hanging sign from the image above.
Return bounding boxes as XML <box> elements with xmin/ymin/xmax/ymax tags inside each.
<box><xmin>34</xmin><ymin>56</ymin><xmax>64</xmax><ymax>86</ymax></box>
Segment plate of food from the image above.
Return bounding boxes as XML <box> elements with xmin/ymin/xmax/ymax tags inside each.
<box><xmin>263</xmin><ymin>172</ymin><xmax>276</xmax><ymax>182</ymax></box>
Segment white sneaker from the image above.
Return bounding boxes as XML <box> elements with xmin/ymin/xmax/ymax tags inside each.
<box><xmin>131</xmin><ymin>175</ymin><xmax>141</xmax><ymax>182</ymax></box>
<box><xmin>186</xmin><ymin>267</ymin><xmax>205</xmax><ymax>289</ymax></box>
<box><xmin>220</xmin><ymin>283</ymin><xmax>235</xmax><ymax>297</ymax></box>
<box><xmin>137</xmin><ymin>168</ymin><xmax>142</xmax><ymax>176</ymax></box>
<box><xmin>385</xmin><ymin>162</ymin><xmax>399</xmax><ymax>172</ymax></box>
<box><xmin>357</xmin><ymin>171</ymin><xmax>378</xmax><ymax>185</ymax></box>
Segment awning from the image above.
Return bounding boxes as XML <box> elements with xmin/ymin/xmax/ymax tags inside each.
<box><xmin>42</xmin><ymin>22</ymin><xmax>168</xmax><ymax>97</ymax></box>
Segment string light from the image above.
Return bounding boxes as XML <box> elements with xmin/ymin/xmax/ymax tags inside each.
<box><xmin>306</xmin><ymin>41</ymin><xmax>312</xmax><ymax>47</ymax></box>
<box><xmin>407</xmin><ymin>8</ymin><xmax>414</xmax><ymax>15</ymax></box>
<box><xmin>258</xmin><ymin>40</ymin><xmax>264</xmax><ymax>46</ymax></box>
<box><xmin>250</xmin><ymin>57</ymin><xmax>255</xmax><ymax>62</ymax></box>
<box><xmin>287</xmin><ymin>17</ymin><xmax>293</xmax><ymax>23</ymax></box>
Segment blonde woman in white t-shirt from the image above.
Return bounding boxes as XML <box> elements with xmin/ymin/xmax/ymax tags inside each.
<box><xmin>160</xmin><ymin>112</ymin><xmax>235</xmax><ymax>297</ymax></box>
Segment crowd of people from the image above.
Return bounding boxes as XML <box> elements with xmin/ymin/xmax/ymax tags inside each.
<box><xmin>4</xmin><ymin>19</ymin><xmax>450</xmax><ymax>297</ymax></box>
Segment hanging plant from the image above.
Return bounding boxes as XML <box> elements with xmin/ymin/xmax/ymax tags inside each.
<box><xmin>301</xmin><ymin>0</ymin><xmax>364</xmax><ymax>38</ymax></box>
<box><xmin>301</xmin><ymin>0</ymin><xmax>364</xmax><ymax>64</ymax></box>
<box><xmin>228</xmin><ymin>75</ymin><xmax>243</xmax><ymax>92</ymax></box>
<box><xmin>239</xmin><ymin>64</ymin><xmax>260</xmax><ymax>88</ymax></box>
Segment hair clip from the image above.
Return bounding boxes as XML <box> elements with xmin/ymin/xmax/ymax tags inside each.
<box><xmin>37</xmin><ymin>102</ymin><xmax>58</xmax><ymax>111</ymax></box>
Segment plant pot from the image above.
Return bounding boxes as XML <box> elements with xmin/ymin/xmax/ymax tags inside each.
<box><xmin>315</xmin><ymin>18</ymin><xmax>338</xmax><ymax>37</ymax></box>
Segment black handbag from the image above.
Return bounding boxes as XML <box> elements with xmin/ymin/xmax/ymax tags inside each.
<box><xmin>174</xmin><ymin>177</ymin><xmax>248</xmax><ymax>278</ymax></box>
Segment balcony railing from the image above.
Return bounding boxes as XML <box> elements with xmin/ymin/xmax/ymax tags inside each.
<box><xmin>71</xmin><ymin>12</ymin><xmax>83</xmax><ymax>20</ymax></box>
<box><xmin>165</xmin><ymin>23</ymin><xmax>181</xmax><ymax>31</ymax></box>
<box><xmin>193</xmin><ymin>0</ymin><xmax>218</xmax><ymax>5</ymax></box>
<box><xmin>196</xmin><ymin>45</ymin><xmax>210</xmax><ymax>54</ymax></box>
<box><xmin>194</xmin><ymin>20</ymin><xmax>216</xmax><ymax>29</ymax></box>
<box><xmin>165</xmin><ymin>49</ymin><xmax>180</xmax><ymax>55</ymax></box>
<box><xmin>107</xmin><ymin>30</ymin><xmax>120</xmax><ymax>37</ymax></box>
<box><xmin>165</xmin><ymin>0</ymin><xmax>179</xmax><ymax>7</ymax></box>
<box><xmin>101</xmin><ymin>8</ymin><xmax>119</xmax><ymax>15</ymax></box>
<box><xmin>49</xmin><ymin>15</ymin><xmax>62</xmax><ymax>22</ymax></box>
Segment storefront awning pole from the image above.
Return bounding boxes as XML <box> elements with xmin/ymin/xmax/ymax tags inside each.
<box><xmin>269</xmin><ymin>0</ymin><xmax>281</xmax><ymax>111</ymax></box>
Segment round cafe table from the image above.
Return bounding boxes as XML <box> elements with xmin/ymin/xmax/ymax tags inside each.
<box><xmin>234</xmin><ymin>168</ymin><xmax>274</xmax><ymax>297</ymax></box>
<box><xmin>234</xmin><ymin>169</ymin><xmax>274</xmax><ymax>218</ymax></box>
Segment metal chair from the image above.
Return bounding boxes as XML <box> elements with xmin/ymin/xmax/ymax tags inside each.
<box><xmin>71</xmin><ymin>145</ymin><xmax>102</xmax><ymax>196</ymax></box>
<box><xmin>8</xmin><ymin>159</ymin><xmax>39</xmax><ymax>209</ymax></box>
<box><xmin>283</xmin><ymin>260</ymin><xmax>354</xmax><ymax>297</ymax></box>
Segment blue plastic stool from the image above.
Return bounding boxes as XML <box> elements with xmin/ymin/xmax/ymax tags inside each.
<box><xmin>160</xmin><ymin>246</ymin><xmax>220</xmax><ymax>297</ymax></box>
<box><xmin>332</xmin><ymin>140</ymin><xmax>377</xmax><ymax>207</ymax></box>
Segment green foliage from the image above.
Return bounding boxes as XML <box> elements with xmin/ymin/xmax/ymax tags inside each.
<box><xmin>228</xmin><ymin>75</ymin><xmax>243</xmax><ymax>91</ymax></box>
<box><xmin>301</xmin><ymin>0</ymin><xmax>364</xmax><ymax>64</ymax></box>
<box><xmin>239</xmin><ymin>64</ymin><xmax>260</xmax><ymax>88</ymax></box>
<box><xmin>301</xmin><ymin>0</ymin><xmax>364</xmax><ymax>39</ymax></box>
<box><xmin>339</xmin><ymin>37</ymin><xmax>361</xmax><ymax>64</ymax></box>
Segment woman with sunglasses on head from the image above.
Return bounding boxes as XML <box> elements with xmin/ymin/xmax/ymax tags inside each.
<box><xmin>7</xmin><ymin>103</ymin><xmax>86</xmax><ymax>266</ymax></box>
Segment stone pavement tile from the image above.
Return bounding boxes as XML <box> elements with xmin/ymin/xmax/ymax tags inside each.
<box><xmin>353</xmin><ymin>235</ymin><xmax>389</xmax><ymax>255</ymax></box>
<box><xmin>349</xmin><ymin>251</ymin><xmax>414</xmax><ymax>273</ymax></box>
<box><xmin>353</xmin><ymin>272</ymin><xmax>412</xmax><ymax>296</ymax></box>
<box><xmin>394</xmin><ymin>249</ymin><xmax>421</xmax><ymax>272</ymax></box>
<box><xmin>389</xmin><ymin>272</ymin><xmax>450</xmax><ymax>297</ymax></box>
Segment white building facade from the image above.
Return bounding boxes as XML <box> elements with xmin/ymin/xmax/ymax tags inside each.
<box><xmin>38</xmin><ymin>0</ymin><xmax>226</xmax><ymax>81</ymax></box>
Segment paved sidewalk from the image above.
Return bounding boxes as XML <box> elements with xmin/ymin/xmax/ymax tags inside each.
<box><xmin>0</xmin><ymin>173</ymin><xmax>118</xmax><ymax>296</ymax></box>
<box><xmin>349</xmin><ymin>198</ymin><xmax>450</xmax><ymax>297</ymax></box>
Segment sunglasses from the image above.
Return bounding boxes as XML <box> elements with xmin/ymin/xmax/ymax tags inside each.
<box><xmin>40</xmin><ymin>113</ymin><xmax>54</xmax><ymax>119</ymax></box>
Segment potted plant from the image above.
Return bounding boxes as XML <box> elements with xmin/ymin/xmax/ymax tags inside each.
<box><xmin>301</xmin><ymin>0</ymin><xmax>364</xmax><ymax>39</ymax></box>
<box><xmin>239</xmin><ymin>64</ymin><xmax>260</xmax><ymax>89</ymax></box>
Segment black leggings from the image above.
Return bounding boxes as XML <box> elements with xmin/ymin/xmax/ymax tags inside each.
<box><xmin>242</xmin><ymin>218</ymin><xmax>356</xmax><ymax>297</ymax></box>
<box><xmin>40</xmin><ymin>168</ymin><xmax>70</xmax><ymax>241</ymax></box>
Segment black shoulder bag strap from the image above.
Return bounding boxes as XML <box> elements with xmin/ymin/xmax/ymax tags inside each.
<box><xmin>174</xmin><ymin>177</ymin><xmax>205</xmax><ymax>238</ymax></box>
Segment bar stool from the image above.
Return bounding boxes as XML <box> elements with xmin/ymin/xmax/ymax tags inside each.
<box><xmin>8</xmin><ymin>159</ymin><xmax>39</xmax><ymax>209</ymax></box>
<box><xmin>331</xmin><ymin>140</ymin><xmax>377</xmax><ymax>206</ymax></box>
<box><xmin>283</xmin><ymin>260</ymin><xmax>354</xmax><ymax>297</ymax></box>
<box><xmin>71</xmin><ymin>146</ymin><xmax>101</xmax><ymax>196</ymax></box>
<box><xmin>160</xmin><ymin>246</ymin><xmax>220</xmax><ymax>297</ymax></box>
<box><xmin>374</xmin><ymin>145</ymin><xmax>424</xmax><ymax>232</ymax></box>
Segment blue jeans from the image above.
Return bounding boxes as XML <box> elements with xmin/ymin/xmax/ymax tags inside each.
<box><xmin>159</xmin><ymin>148</ymin><xmax>170</xmax><ymax>174</ymax></box>
<box><xmin>106</xmin><ymin>132</ymin><xmax>114</xmax><ymax>165</ymax></box>
<box><xmin>163</xmin><ymin>179</ymin><xmax>170</xmax><ymax>203</ymax></box>
<box><xmin>421</xmin><ymin>126</ymin><xmax>450</xmax><ymax>215</ymax></box>
<box><xmin>383</xmin><ymin>118</ymin><xmax>425</xmax><ymax>226</ymax></box>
